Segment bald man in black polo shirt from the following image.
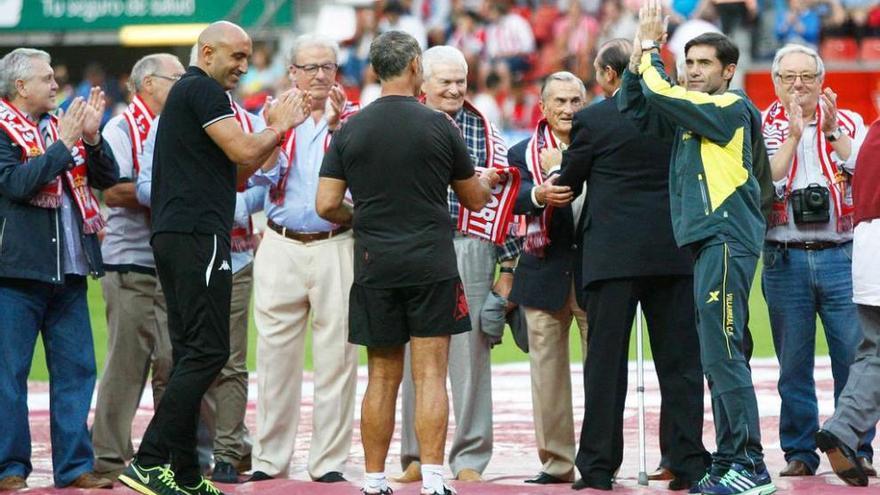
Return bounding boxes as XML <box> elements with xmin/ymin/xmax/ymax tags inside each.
<box><xmin>118</xmin><ymin>21</ymin><xmax>308</xmax><ymax>495</ymax></box>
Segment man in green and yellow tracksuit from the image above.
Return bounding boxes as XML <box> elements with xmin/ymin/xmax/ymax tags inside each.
<box><xmin>616</xmin><ymin>8</ymin><xmax>776</xmax><ymax>493</ymax></box>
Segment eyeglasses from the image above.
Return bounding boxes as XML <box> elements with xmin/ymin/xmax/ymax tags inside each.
<box><xmin>152</xmin><ymin>74</ymin><xmax>182</xmax><ymax>82</ymax></box>
<box><xmin>777</xmin><ymin>72</ymin><xmax>818</xmax><ymax>84</ymax></box>
<box><xmin>293</xmin><ymin>63</ymin><xmax>338</xmax><ymax>75</ymax></box>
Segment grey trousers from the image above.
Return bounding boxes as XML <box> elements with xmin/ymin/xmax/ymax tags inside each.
<box><xmin>198</xmin><ymin>263</ymin><xmax>253</xmax><ymax>467</ymax></box>
<box><xmin>824</xmin><ymin>304</ymin><xmax>880</xmax><ymax>450</ymax></box>
<box><xmin>400</xmin><ymin>236</ymin><xmax>496</xmax><ymax>475</ymax></box>
<box><xmin>93</xmin><ymin>271</ymin><xmax>172</xmax><ymax>475</ymax></box>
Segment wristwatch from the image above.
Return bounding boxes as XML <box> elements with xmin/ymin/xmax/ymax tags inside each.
<box><xmin>826</xmin><ymin>127</ymin><xmax>843</xmax><ymax>142</ymax></box>
<box><xmin>641</xmin><ymin>40</ymin><xmax>661</xmax><ymax>52</ymax></box>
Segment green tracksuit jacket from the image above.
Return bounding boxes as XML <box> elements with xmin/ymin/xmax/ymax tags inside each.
<box><xmin>616</xmin><ymin>52</ymin><xmax>766</xmax><ymax>256</ymax></box>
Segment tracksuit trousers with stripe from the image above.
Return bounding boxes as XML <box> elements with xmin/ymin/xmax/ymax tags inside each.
<box><xmin>693</xmin><ymin>239</ymin><xmax>765</xmax><ymax>473</ymax></box>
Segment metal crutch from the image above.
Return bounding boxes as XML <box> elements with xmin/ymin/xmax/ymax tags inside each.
<box><xmin>636</xmin><ymin>302</ymin><xmax>649</xmax><ymax>486</ymax></box>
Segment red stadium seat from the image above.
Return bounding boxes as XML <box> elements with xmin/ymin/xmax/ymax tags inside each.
<box><xmin>820</xmin><ymin>37</ymin><xmax>859</xmax><ymax>61</ymax></box>
<box><xmin>861</xmin><ymin>37</ymin><xmax>880</xmax><ymax>61</ymax></box>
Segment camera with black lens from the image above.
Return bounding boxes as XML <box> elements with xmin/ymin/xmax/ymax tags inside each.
<box><xmin>790</xmin><ymin>183</ymin><xmax>830</xmax><ymax>224</ymax></box>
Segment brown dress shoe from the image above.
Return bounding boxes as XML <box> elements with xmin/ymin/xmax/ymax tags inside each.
<box><xmin>860</xmin><ymin>457</ymin><xmax>878</xmax><ymax>477</ymax></box>
<box><xmin>779</xmin><ymin>460</ymin><xmax>814</xmax><ymax>476</ymax></box>
<box><xmin>0</xmin><ymin>476</ymin><xmax>27</xmax><ymax>491</ymax></box>
<box><xmin>69</xmin><ymin>472</ymin><xmax>113</xmax><ymax>489</ymax></box>
<box><xmin>393</xmin><ymin>461</ymin><xmax>421</xmax><ymax>483</ymax></box>
<box><xmin>455</xmin><ymin>468</ymin><xmax>482</xmax><ymax>481</ymax></box>
<box><xmin>647</xmin><ymin>467</ymin><xmax>674</xmax><ymax>481</ymax></box>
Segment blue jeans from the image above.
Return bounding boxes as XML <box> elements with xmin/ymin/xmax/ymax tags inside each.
<box><xmin>762</xmin><ymin>242</ymin><xmax>875</xmax><ymax>471</ymax></box>
<box><xmin>0</xmin><ymin>276</ymin><xmax>97</xmax><ymax>487</ymax></box>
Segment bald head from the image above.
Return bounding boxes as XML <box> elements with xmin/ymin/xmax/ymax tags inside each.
<box><xmin>195</xmin><ymin>21</ymin><xmax>252</xmax><ymax>90</ymax></box>
<box><xmin>198</xmin><ymin>21</ymin><xmax>249</xmax><ymax>53</ymax></box>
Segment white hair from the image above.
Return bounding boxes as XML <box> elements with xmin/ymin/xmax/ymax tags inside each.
<box><xmin>130</xmin><ymin>53</ymin><xmax>179</xmax><ymax>92</ymax></box>
<box><xmin>540</xmin><ymin>71</ymin><xmax>586</xmax><ymax>101</ymax></box>
<box><xmin>0</xmin><ymin>48</ymin><xmax>51</xmax><ymax>99</ymax></box>
<box><xmin>771</xmin><ymin>43</ymin><xmax>825</xmax><ymax>82</ymax></box>
<box><xmin>422</xmin><ymin>45</ymin><xmax>468</xmax><ymax>81</ymax></box>
<box><xmin>288</xmin><ymin>34</ymin><xmax>339</xmax><ymax>65</ymax></box>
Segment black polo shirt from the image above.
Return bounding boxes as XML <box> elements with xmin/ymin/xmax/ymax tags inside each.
<box><xmin>320</xmin><ymin>95</ymin><xmax>475</xmax><ymax>288</ymax></box>
<box><xmin>150</xmin><ymin>65</ymin><xmax>236</xmax><ymax>237</ymax></box>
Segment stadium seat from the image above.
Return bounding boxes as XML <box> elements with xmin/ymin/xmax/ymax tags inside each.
<box><xmin>820</xmin><ymin>37</ymin><xmax>859</xmax><ymax>61</ymax></box>
<box><xmin>861</xmin><ymin>37</ymin><xmax>880</xmax><ymax>61</ymax></box>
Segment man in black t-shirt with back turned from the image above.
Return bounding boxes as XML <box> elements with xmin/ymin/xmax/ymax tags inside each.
<box><xmin>316</xmin><ymin>31</ymin><xmax>499</xmax><ymax>495</ymax></box>
<box><xmin>118</xmin><ymin>21</ymin><xmax>309</xmax><ymax>495</ymax></box>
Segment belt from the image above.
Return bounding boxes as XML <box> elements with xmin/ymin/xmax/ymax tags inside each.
<box><xmin>267</xmin><ymin>219</ymin><xmax>349</xmax><ymax>243</ymax></box>
<box><xmin>767</xmin><ymin>240</ymin><xmax>843</xmax><ymax>251</ymax></box>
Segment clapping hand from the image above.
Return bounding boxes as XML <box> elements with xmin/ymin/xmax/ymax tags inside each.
<box><xmin>788</xmin><ymin>94</ymin><xmax>804</xmax><ymax>141</ymax></box>
<box><xmin>326</xmin><ymin>84</ymin><xmax>347</xmax><ymax>131</ymax></box>
<box><xmin>266</xmin><ymin>88</ymin><xmax>312</xmax><ymax>133</ymax></box>
<box><xmin>82</xmin><ymin>86</ymin><xmax>106</xmax><ymax>145</ymax></box>
<box><xmin>57</xmin><ymin>97</ymin><xmax>86</xmax><ymax>149</ymax></box>
<box><xmin>819</xmin><ymin>87</ymin><xmax>839</xmax><ymax>134</ymax></box>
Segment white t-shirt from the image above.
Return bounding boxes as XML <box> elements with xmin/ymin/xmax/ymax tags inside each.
<box><xmin>853</xmin><ymin>219</ymin><xmax>880</xmax><ymax>306</ymax></box>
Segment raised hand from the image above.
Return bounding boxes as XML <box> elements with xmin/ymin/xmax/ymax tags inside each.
<box><xmin>57</xmin><ymin>97</ymin><xmax>86</xmax><ymax>149</ymax></box>
<box><xmin>819</xmin><ymin>87</ymin><xmax>839</xmax><ymax>133</ymax></box>
<box><xmin>326</xmin><ymin>84</ymin><xmax>347</xmax><ymax>131</ymax></box>
<box><xmin>638</xmin><ymin>0</ymin><xmax>668</xmax><ymax>45</ymax></box>
<box><xmin>82</xmin><ymin>86</ymin><xmax>106</xmax><ymax>144</ymax></box>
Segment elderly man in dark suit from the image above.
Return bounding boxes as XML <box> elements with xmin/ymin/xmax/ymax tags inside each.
<box><xmin>508</xmin><ymin>71</ymin><xmax>588</xmax><ymax>485</ymax></box>
<box><xmin>553</xmin><ymin>39</ymin><xmax>709</xmax><ymax>491</ymax></box>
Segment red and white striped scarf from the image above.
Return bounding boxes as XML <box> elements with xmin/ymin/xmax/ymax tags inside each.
<box><xmin>229</xmin><ymin>96</ymin><xmax>256</xmax><ymax>252</ymax></box>
<box><xmin>522</xmin><ymin>118</ymin><xmax>557</xmax><ymax>257</ymax></box>
<box><xmin>0</xmin><ymin>98</ymin><xmax>105</xmax><ymax>234</ymax></box>
<box><xmin>269</xmin><ymin>100</ymin><xmax>360</xmax><ymax>206</ymax></box>
<box><xmin>455</xmin><ymin>100</ymin><xmax>521</xmax><ymax>244</ymax></box>
<box><xmin>762</xmin><ymin>100</ymin><xmax>857</xmax><ymax>233</ymax></box>
<box><xmin>121</xmin><ymin>94</ymin><xmax>155</xmax><ymax>177</ymax></box>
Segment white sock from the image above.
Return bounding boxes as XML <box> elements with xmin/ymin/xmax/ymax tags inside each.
<box><xmin>363</xmin><ymin>472</ymin><xmax>388</xmax><ymax>494</ymax></box>
<box><xmin>420</xmin><ymin>464</ymin><xmax>448</xmax><ymax>494</ymax></box>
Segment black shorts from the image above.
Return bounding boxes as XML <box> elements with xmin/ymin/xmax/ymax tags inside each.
<box><xmin>348</xmin><ymin>277</ymin><xmax>471</xmax><ymax>347</ymax></box>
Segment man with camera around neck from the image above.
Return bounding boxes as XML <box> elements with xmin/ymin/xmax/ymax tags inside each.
<box><xmin>760</xmin><ymin>43</ymin><xmax>873</xmax><ymax>478</ymax></box>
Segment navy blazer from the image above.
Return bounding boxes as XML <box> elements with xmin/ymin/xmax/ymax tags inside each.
<box><xmin>555</xmin><ymin>97</ymin><xmax>692</xmax><ymax>289</ymax></box>
<box><xmin>508</xmin><ymin>138</ymin><xmax>581</xmax><ymax>312</ymax></box>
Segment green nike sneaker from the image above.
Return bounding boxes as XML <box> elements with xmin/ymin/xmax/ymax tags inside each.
<box><xmin>118</xmin><ymin>459</ymin><xmax>184</xmax><ymax>495</ymax></box>
<box><xmin>179</xmin><ymin>477</ymin><xmax>226</xmax><ymax>495</ymax></box>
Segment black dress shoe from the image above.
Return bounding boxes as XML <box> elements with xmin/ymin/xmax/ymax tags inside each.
<box><xmin>572</xmin><ymin>477</ymin><xmax>613</xmax><ymax>491</ymax></box>
<box><xmin>779</xmin><ymin>459</ymin><xmax>814</xmax><ymax>476</ymax></box>
<box><xmin>524</xmin><ymin>472</ymin><xmax>569</xmax><ymax>484</ymax></box>
<box><xmin>860</xmin><ymin>457</ymin><xmax>878</xmax><ymax>477</ymax></box>
<box><xmin>246</xmin><ymin>471</ymin><xmax>275</xmax><ymax>482</ymax></box>
<box><xmin>668</xmin><ymin>476</ymin><xmax>694</xmax><ymax>491</ymax></box>
<box><xmin>816</xmin><ymin>429</ymin><xmax>868</xmax><ymax>487</ymax></box>
<box><xmin>315</xmin><ymin>471</ymin><xmax>347</xmax><ymax>483</ymax></box>
<box><xmin>211</xmin><ymin>462</ymin><xmax>239</xmax><ymax>484</ymax></box>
